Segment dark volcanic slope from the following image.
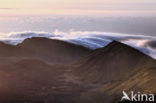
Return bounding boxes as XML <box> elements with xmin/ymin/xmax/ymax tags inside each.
<box><xmin>0</xmin><ymin>37</ymin><xmax>92</xmax><ymax>65</ymax></box>
<box><xmin>72</xmin><ymin>41</ymin><xmax>156</xmax><ymax>103</ymax></box>
<box><xmin>76</xmin><ymin>65</ymin><xmax>156</xmax><ymax>103</ymax></box>
<box><xmin>72</xmin><ymin>41</ymin><xmax>154</xmax><ymax>83</ymax></box>
<box><xmin>0</xmin><ymin>39</ymin><xmax>155</xmax><ymax>103</ymax></box>
<box><xmin>17</xmin><ymin>37</ymin><xmax>92</xmax><ymax>64</ymax></box>
<box><xmin>0</xmin><ymin>59</ymin><xmax>86</xmax><ymax>103</ymax></box>
<box><xmin>0</xmin><ymin>42</ymin><xmax>16</xmax><ymax>56</ymax></box>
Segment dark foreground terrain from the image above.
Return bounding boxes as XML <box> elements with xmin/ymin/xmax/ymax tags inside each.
<box><xmin>0</xmin><ymin>37</ymin><xmax>155</xmax><ymax>103</ymax></box>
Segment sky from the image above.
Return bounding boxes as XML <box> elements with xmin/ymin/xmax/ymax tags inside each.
<box><xmin>0</xmin><ymin>0</ymin><xmax>156</xmax><ymax>15</ymax></box>
<box><xmin>0</xmin><ymin>0</ymin><xmax>156</xmax><ymax>35</ymax></box>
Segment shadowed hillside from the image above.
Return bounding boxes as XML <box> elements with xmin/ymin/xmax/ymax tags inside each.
<box><xmin>0</xmin><ymin>37</ymin><xmax>92</xmax><ymax>65</ymax></box>
<box><xmin>0</xmin><ymin>59</ymin><xmax>87</xmax><ymax>103</ymax></box>
<box><xmin>70</xmin><ymin>41</ymin><xmax>156</xmax><ymax>103</ymax></box>
<box><xmin>0</xmin><ymin>42</ymin><xmax>17</xmax><ymax>56</ymax></box>
<box><xmin>71</xmin><ymin>41</ymin><xmax>154</xmax><ymax>83</ymax></box>
<box><xmin>17</xmin><ymin>37</ymin><xmax>92</xmax><ymax>64</ymax></box>
<box><xmin>75</xmin><ymin>64</ymin><xmax>156</xmax><ymax>103</ymax></box>
<box><xmin>0</xmin><ymin>39</ymin><xmax>155</xmax><ymax>103</ymax></box>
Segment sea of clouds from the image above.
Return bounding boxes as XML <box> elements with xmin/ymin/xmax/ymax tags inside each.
<box><xmin>0</xmin><ymin>31</ymin><xmax>156</xmax><ymax>59</ymax></box>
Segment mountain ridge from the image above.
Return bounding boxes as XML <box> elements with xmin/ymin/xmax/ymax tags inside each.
<box><xmin>71</xmin><ymin>40</ymin><xmax>154</xmax><ymax>83</ymax></box>
<box><xmin>0</xmin><ymin>37</ymin><xmax>92</xmax><ymax>65</ymax></box>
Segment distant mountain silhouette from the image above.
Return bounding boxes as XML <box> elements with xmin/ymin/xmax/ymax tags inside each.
<box><xmin>0</xmin><ymin>37</ymin><xmax>92</xmax><ymax>65</ymax></box>
<box><xmin>72</xmin><ymin>40</ymin><xmax>154</xmax><ymax>83</ymax></box>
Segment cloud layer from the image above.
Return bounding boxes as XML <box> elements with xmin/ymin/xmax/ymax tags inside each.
<box><xmin>0</xmin><ymin>31</ymin><xmax>156</xmax><ymax>59</ymax></box>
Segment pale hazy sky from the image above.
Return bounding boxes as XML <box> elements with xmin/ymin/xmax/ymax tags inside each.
<box><xmin>0</xmin><ymin>0</ymin><xmax>156</xmax><ymax>15</ymax></box>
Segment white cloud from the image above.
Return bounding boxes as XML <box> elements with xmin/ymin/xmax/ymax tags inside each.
<box><xmin>0</xmin><ymin>31</ymin><xmax>156</xmax><ymax>59</ymax></box>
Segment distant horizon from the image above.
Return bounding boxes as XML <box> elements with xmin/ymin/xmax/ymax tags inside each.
<box><xmin>0</xmin><ymin>0</ymin><xmax>156</xmax><ymax>16</ymax></box>
<box><xmin>0</xmin><ymin>0</ymin><xmax>156</xmax><ymax>34</ymax></box>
